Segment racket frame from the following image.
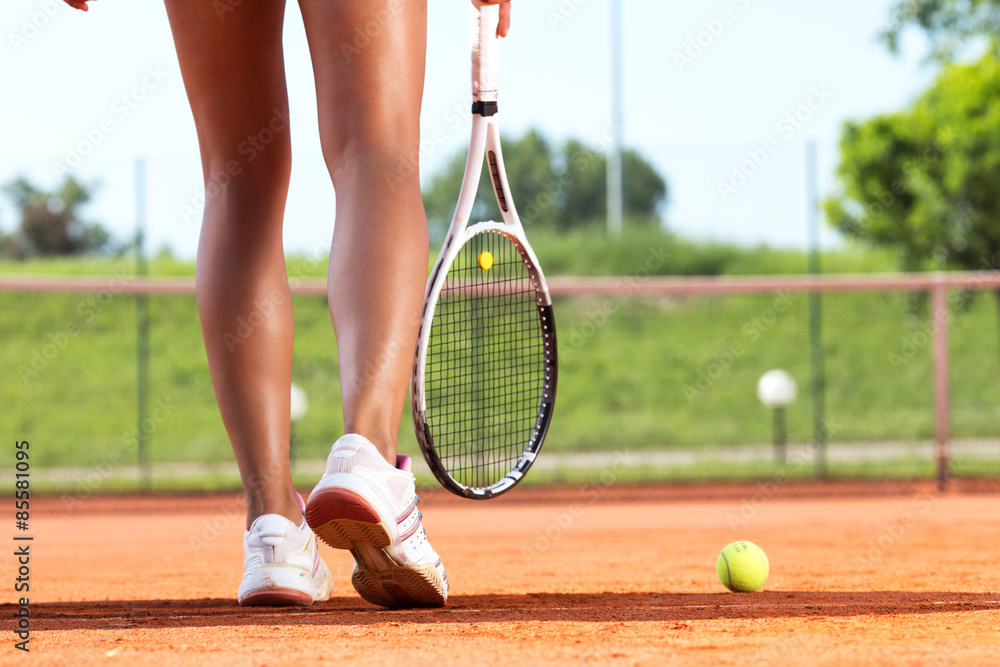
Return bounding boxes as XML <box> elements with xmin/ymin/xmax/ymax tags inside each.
<box><xmin>410</xmin><ymin>3</ymin><xmax>557</xmax><ymax>498</ymax></box>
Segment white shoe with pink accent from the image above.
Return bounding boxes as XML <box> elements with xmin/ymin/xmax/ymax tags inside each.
<box><xmin>237</xmin><ymin>493</ymin><xmax>333</xmax><ymax>607</ymax></box>
<box><xmin>305</xmin><ymin>434</ymin><xmax>448</xmax><ymax>608</ymax></box>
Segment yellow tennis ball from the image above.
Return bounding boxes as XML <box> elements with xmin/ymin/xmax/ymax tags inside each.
<box><xmin>477</xmin><ymin>251</ymin><xmax>494</xmax><ymax>270</ymax></box>
<box><xmin>716</xmin><ymin>540</ymin><xmax>769</xmax><ymax>592</ymax></box>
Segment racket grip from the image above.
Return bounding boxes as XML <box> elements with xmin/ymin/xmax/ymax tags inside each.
<box><xmin>471</xmin><ymin>0</ymin><xmax>499</xmax><ymax>114</ymax></box>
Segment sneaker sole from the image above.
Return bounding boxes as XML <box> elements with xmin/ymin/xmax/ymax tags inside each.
<box><xmin>237</xmin><ymin>566</ymin><xmax>332</xmax><ymax>607</ymax></box>
<box><xmin>306</xmin><ymin>487</ymin><xmax>447</xmax><ymax>608</ymax></box>
<box><xmin>238</xmin><ymin>587</ymin><xmax>315</xmax><ymax>607</ymax></box>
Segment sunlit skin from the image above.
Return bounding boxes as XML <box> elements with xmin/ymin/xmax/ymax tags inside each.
<box><xmin>64</xmin><ymin>0</ymin><xmax>511</xmax><ymax>36</ymax></box>
<box><xmin>63</xmin><ymin>0</ymin><xmax>512</xmax><ymax>527</ymax></box>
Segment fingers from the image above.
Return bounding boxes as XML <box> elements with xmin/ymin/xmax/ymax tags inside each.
<box><xmin>479</xmin><ymin>0</ymin><xmax>511</xmax><ymax>37</ymax></box>
<box><xmin>64</xmin><ymin>0</ymin><xmax>92</xmax><ymax>11</ymax></box>
<box><xmin>498</xmin><ymin>3</ymin><xmax>510</xmax><ymax>37</ymax></box>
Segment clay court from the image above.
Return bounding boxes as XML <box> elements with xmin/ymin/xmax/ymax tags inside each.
<box><xmin>7</xmin><ymin>482</ymin><xmax>998</xmax><ymax>665</ymax></box>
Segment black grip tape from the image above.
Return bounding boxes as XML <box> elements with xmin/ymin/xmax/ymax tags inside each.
<box><xmin>472</xmin><ymin>101</ymin><xmax>498</xmax><ymax>117</ymax></box>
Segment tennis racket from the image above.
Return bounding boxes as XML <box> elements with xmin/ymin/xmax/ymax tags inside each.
<box><xmin>411</xmin><ymin>0</ymin><xmax>557</xmax><ymax>500</ymax></box>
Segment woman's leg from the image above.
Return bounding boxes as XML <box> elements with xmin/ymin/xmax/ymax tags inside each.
<box><xmin>298</xmin><ymin>0</ymin><xmax>452</xmax><ymax>609</ymax></box>
<box><xmin>164</xmin><ymin>0</ymin><xmax>300</xmax><ymax>528</ymax></box>
<box><xmin>298</xmin><ymin>0</ymin><xmax>430</xmax><ymax>465</ymax></box>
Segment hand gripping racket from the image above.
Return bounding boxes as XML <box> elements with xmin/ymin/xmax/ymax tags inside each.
<box><xmin>411</xmin><ymin>0</ymin><xmax>557</xmax><ymax>499</ymax></box>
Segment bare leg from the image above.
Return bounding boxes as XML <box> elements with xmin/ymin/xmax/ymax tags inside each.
<box><xmin>298</xmin><ymin>0</ymin><xmax>430</xmax><ymax>465</ymax></box>
<box><xmin>164</xmin><ymin>0</ymin><xmax>300</xmax><ymax>528</ymax></box>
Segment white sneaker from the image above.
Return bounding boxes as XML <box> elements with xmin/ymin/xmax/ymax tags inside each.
<box><xmin>305</xmin><ymin>434</ymin><xmax>448</xmax><ymax>608</ymax></box>
<box><xmin>237</xmin><ymin>494</ymin><xmax>334</xmax><ymax>607</ymax></box>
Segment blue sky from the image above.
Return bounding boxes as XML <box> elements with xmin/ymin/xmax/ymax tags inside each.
<box><xmin>1</xmin><ymin>0</ymin><xmax>932</xmax><ymax>259</ymax></box>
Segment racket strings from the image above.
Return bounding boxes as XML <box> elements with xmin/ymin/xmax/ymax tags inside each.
<box><xmin>424</xmin><ymin>230</ymin><xmax>547</xmax><ymax>488</ymax></box>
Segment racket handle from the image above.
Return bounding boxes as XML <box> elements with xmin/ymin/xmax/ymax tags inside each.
<box><xmin>471</xmin><ymin>0</ymin><xmax>499</xmax><ymax>115</ymax></box>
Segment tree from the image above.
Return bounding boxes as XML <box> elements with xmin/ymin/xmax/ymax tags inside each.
<box><xmin>1</xmin><ymin>176</ymin><xmax>113</xmax><ymax>258</ymax></box>
<box><xmin>825</xmin><ymin>52</ymin><xmax>1000</xmax><ymax>335</ymax></box>
<box><xmin>883</xmin><ymin>0</ymin><xmax>1000</xmax><ymax>59</ymax></box>
<box><xmin>556</xmin><ymin>140</ymin><xmax>667</xmax><ymax>228</ymax></box>
<box><xmin>421</xmin><ymin>128</ymin><xmax>668</xmax><ymax>237</ymax></box>
<box><xmin>423</xmin><ymin>129</ymin><xmax>560</xmax><ymax>234</ymax></box>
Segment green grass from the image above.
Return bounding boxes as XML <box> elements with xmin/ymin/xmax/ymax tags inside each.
<box><xmin>2</xmin><ymin>236</ymin><xmax>998</xmax><ymax>494</ymax></box>
<box><xmin>526</xmin><ymin>227</ymin><xmax>900</xmax><ymax>277</ymax></box>
<box><xmin>0</xmin><ymin>255</ymin><xmax>195</xmax><ymax>276</ymax></box>
<box><xmin>0</xmin><ymin>231</ymin><xmax>900</xmax><ymax>279</ymax></box>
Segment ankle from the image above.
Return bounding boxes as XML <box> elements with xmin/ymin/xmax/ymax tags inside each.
<box><xmin>244</xmin><ymin>490</ymin><xmax>303</xmax><ymax>530</ymax></box>
<box><xmin>342</xmin><ymin>430</ymin><xmax>397</xmax><ymax>467</ymax></box>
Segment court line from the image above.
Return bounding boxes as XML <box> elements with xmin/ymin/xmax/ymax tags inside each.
<box><xmin>147</xmin><ymin>599</ymin><xmax>1000</xmax><ymax>620</ymax></box>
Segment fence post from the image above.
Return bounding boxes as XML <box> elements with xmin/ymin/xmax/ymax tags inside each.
<box><xmin>805</xmin><ymin>141</ymin><xmax>827</xmax><ymax>478</ymax></box>
<box><xmin>931</xmin><ymin>278</ymin><xmax>950</xmax><ymax>490</ymax></box>
<box><xmin>135</xmin><ymin>156</ymin><xmax>151</xmax><ymax>492</ymax></box>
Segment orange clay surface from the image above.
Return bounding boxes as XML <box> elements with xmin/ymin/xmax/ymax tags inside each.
<box><xmin>3</xmin><ymin>483</ymin><xmax>999</xmax><ymax>666</ymax></box>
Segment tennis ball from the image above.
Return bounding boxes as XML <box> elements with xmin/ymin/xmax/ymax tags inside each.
<box><xmin>716</xmin><ymin>540</ymin><xmax>769</xmax><ymax>592</ymax></box>
<box><xmin>478</xmin><ymin>251</ymin><xmax>494</xmax><ymax>270</ymax></box>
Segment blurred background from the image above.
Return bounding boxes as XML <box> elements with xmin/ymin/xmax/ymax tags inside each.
<box><xmin>2</xmin><ymin>0</ymin><xmax>999</xmax><ymax>493</ymax></box>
